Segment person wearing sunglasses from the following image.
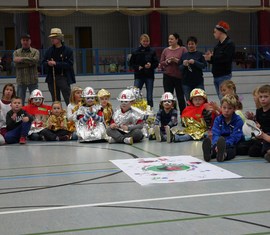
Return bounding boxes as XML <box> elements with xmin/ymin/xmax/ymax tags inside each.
<box><xmin>150</xmin><ymin>92</ymin><xmax>178</xmax><ymax>143</ymax></box>
<box><xmin>75</xmin><ymin>87</ymin><xmax>106</xmax><ymax>142</ymax></box>
<box><xmin>22</xmin><ymin>89</ymin><xmax>51</xmax><ymax>141</ymax></box>
<box><xmin>106</xmin><ymin>89</ymin><xmax>144</xmax><ymax>145</ymax></box>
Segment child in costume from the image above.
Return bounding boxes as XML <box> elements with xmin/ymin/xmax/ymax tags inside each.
<box><xmin>151</xmin><ymin>92</ymin><xmax>178</xmax><ymax>142</ymax></box>
<box><xmin>171</xmin><ymin>88</ymin><xmax>214</xmax><ymax>143</ymax></box>
<box><xmin>106</xmin><ymin>89</ymin><xmax>144</xmax><ymax>145</ymax></box>
<box><xmin>202</xmin><ymin>94</ymin><xmax>244</xmax><ymax>162</ymax></box>
<box><xmin>97</xmin><ymin>89</ymin><xmax>113</xmax><ymax>127</ymax></box>
<box><xmin>40</xmin><ymin>101</ymin><xmax>70</xmax><ymax>141</ymax></box>
<box><xmin>5</xmin><ymin>97</ymin><xmax>33</xmax><ymax>144</ymax></box>
<box><xmin>67</xmin><ymin>86</ymin><xmax>83</xmax><ymax>139</ymax></box>
<box><xmin>23</xmin><ymin>89</ymin><xmax>51</xmax><ymax>140</ymax></box>
<box><xmin>75</xmin><ymin>87</ymin><xmax>106</xmax><ymax>142</ymax></box>
<box><xmin>0</xmin><ymin>83</ymin><xmax>16</xmax><ymax>144</ymax></box>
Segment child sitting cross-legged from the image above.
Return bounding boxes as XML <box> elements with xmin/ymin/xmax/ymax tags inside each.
<box><xmin>171</xmin><ymin>88</ymin><xmax>214</xmax><ymax>142</ymax></box>
<box><xmin>40</xmin><ymin>101</ymin><xmax>71</xmax><ymax>141</ymax></box>
<box><xmin>106</xmin><ymin>89</ymin><xmax>144</xmax><ymax>145</ymax></box>
<box><xmin>202</xmin><ymin>94</ymin><xmax>244</xmax><ymax>162</ymax></box>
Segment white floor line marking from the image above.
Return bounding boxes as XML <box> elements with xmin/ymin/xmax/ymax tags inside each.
<box><xmin>1</xmin><ymin>188</ymin><xmax>270</xmax><ymax>216</ymax></box>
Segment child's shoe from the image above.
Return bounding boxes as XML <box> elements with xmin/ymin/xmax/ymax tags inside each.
<box><xmin>0</xmin><ymin>134</ymin><xmax>5</xmax><ymax>145</ymax></box>
<box><xmin>124</xmin><ymin>137</ymin><xmax>133</xmax><ymax>145</ymax></box>
<box><xmin>154</xmin><ymin>125</ymin><xmax>161</xmax><ymax>142</ymax></box>
<box><xmin>264</xmin><ymin>150</ymin><xmax>270</xmax><ymax>163</ymax></box>
<box><xmin>216</xmin><ymin>137</ymin><xmax>226</xmax><ymax>162</ymax></box>
<box><xmin>202</xmin><ymin>137</ymin><xmax>212</xmax><ymax>162</ymax></box>
<box><xmin>19</xmin><ymin>136</ymin><xmax>26</xmax><ymax>144</ymax></box>
<box><xmin>165</xmin><ymin>126</ymin><xmax>172</xmax><ymax>143</ymax></box>
<box><xmin>59</xmin><ymin>135</ymin><xmax>70</xmax><ymax>141</ymax></box>
<box><xmin>108</xmin><ymin>136</ymin><xmax>116</xmax><ymax>144</ymax></box>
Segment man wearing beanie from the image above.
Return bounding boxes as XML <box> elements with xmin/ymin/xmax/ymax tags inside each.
<box><xmin>42</xmin><ymin>28</ymin><xmax>76</xmax><ymax>105</ymax></box>
<box><xmin>13</xmin><ymin>34</ymin><xmax>40</xmax><ymax>106</ymax></box>
<box><xmin>204</xmin><ymin>21</ymin><xmax>235</xmax><ymax>99</ymax></box>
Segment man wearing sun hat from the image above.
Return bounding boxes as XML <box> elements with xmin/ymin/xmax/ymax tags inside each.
<box><xmin>42</xmin><ymin>28</ymin><xmax>76</xmax><ymax>105</ymax></box>
<box><xmin>13</xmin><ymin>33</ymin><xmax>40</xmax><ymax>106</ymax></box>
<box><xmin>204</xmin><ymin>21</ymin><xmax>235</xmax><ymax>99</ymax></box>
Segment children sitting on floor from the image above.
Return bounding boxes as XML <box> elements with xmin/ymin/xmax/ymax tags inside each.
<box><xmin>23</xmin><ymin>89</ymin><xmax>51</xmax><ymax>140</ymax></box>
<box><xmin>40</xmin><ymin>101</ymin><xmax>70</xmax><ymax>141</ymax></box>
<box><xmin>151</xmin><ymin>92</ymin><xmax>178</xmax><ymax>142</ymax></box>
<box><xmin>5</xmin><ymin>96</ymin><xmax>33</xmax><ymax>144</ymax></box>
<box><xmin>171</xmin><ymin>88</ymin><xmax>214</xmax><ymax>143</ymax></box>
<box><xmin>202</xmin><ymin>94</ymin><xmax>244</xmax><ymax>162</ymax></box>
<box><xmin>106</xmin><ymin>89</ymin><xmax>144</xmax><ymax>145</ymax></box>
<box><xmin>75</xmin><ymin>87</ymin><xmax>106</xmax><ymax>142</ymax></box>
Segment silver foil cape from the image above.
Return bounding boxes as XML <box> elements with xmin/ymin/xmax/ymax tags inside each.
<box><xmin>113</xmin><ymin>107</ymin><xmax>144</xmax><ymax>129</ymax></box>
<box><xmin>75</xmin><ymin>105</ymin><xmax>106</xmax><ymax>142</ymax></box>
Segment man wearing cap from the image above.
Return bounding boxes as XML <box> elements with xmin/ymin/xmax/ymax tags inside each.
<box><xmin>13</xmin><ymin>34</ymin><xmax>40</xmax><ymax>106</ymax></box>
<box><xmin>42</xmin><ymin>28</ymin><xmax>75</xmax><ymax>106</ymax></box>
<box><xmin>204</xmin><ymin>21</ymin><xmax>235</xmax><ymax>99</ymax></box>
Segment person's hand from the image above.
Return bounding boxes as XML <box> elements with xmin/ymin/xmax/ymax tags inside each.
<box><xmin>245</xmin><ymin>111</ymin><xmax>255</xmax><ymax>120</ymax></box>
<box><xmin>48</xmin><ymin>60</ymin><xmax>56</xmax><ymax>66</ymax></box>
<box><xmin>120</xmin><ymin>124</ymin><xmax>128</xmax><ymax>131</ymax></box>
<box><xmin>22</xmin><ymin>116</ymin><xmax>29</xmax><ymax>122</ymax></box>
<box><xmin>145</xmin><ymin>62</ymin><xmax>151</xmax><ymax>69</ymax></box>
<box><xmin>14</xmin><ymin>57</ymin><xmax>23</xmax><ymax>63</ymax></box>
<box><xmin>188</xmin><ymin>59</ymin><xmax>195</xmax><ymax>64</ymax></box>
<box><xmin>170</xmin><ymin>57</ymin><xmax>179</xmax><ymax>63</ymax></box>
<box><xmin>138</xmin><ymin>66</ymin><xmax>143</xmax><ymax>70</ymax></box>
<box><xmin>11</xmin><ymin>113</ymin><xmax>17</xmax><ymax>121</ymax></box>
<box><xmin>183</xmin><ymin>60</ymin><xmax>189</xmax><ymax>66</ymax></box>
<box><xmin>110</xmin><ymin>123</ymin><xmax>118</xmax><ymax>129</ymax></box>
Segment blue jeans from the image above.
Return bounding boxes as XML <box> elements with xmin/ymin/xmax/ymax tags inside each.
<box><xmin>182</xmin><ymin>83</ymin><xmax>205</xmax><ymax>101</ymax></box>
<box><xmin>17</xmin><ymin>83</ymin><xmax>38</xmax><ymax>106</ymax></box>
<box><xmin>213</xmin><ymin>74</ymin><xmax>232</xmax><ymax>100</ymax></box>
<box><xmin>134</xmin><ymin>78</ymin><xmax>154</xmax><ymax>107</ymax></box>
<box><xmin>174</xmin><ymin>134</ymin><xmax>192</xmax><ymax>142</ymax></box>
<box><xmin>5</xmin><ymin>122</ymin><xmax>32</xmax><ymax>144</ymax></box>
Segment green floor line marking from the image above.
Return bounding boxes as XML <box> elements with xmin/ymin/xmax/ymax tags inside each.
<box><xmin>0</xmin><ymin>161</ymin><xmax>109</xmax><ymax>171</ymax></box>
<box><xmin>23</xmin><ymin>210</ymin><xmax>270</xmax><ymax>235</ymax></box>
<box><xmin>0</xmin><ymin>168</ymin><xmax>118</xmax><ymax>179</ymax></box>
<box><xmin>131</xmin><ymin>145</ymin><xmax>160</xmax><ymax>157</ymax></box>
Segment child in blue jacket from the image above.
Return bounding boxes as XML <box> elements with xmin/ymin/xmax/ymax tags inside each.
<box><xmin>202</xmin><ymin>94</ymin><xmax>244</xmax><ymax>162</ymax></box>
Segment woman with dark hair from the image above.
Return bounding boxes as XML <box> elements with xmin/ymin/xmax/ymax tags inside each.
<box><xmin>159</xmin><ymin>33</ymin><xmax>187</xmax><ymax>114</ymax></box>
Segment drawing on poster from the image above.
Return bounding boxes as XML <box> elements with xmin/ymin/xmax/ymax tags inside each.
<box><xmin>111</xmin><ymin>155</ymin><xmax>242</xmax><ymax>185</ymax></box>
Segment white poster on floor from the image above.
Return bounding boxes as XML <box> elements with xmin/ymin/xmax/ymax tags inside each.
<box><xmin>111</xmin><ymin>156</ymin><xmax>242</xmax><ymax>185</ymax></box>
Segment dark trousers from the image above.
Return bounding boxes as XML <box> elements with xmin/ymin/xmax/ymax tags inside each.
<box><xmin>134</xmin><ymin>78</ymin><xmax>154</xmax><ymax>107</ymax></box>
<box><xmin>163</xmin><ymin>74</ymin><xmax>186</xmax><ymax>114</ymax></box>
<box><xmin>5</xmin><ymin>122</ymin><xmax>31</xmax><ymax>144</ymax></box>
<box><xmin>211</xmin><ymin>144</ymin><xmax>236</xmax><ymax>161</ymax></box>
<box><xmin>248</xmin><ymin>138</ymin><xmax>270</xmax><ymax>157</ymax></box>
<box><xmin>47</xmin><ymin>75</ymin><xmax>71</xmax><ymax>106</ymax></box>
<box><xmin>40</xmin><ymin>128</ymin><xmax>70</xmax><ymax>141</ymax></box>
<box><xmin>106</xmin><ymin>127</ymin><xmax>143</xmax><ymax>143</ymax></box>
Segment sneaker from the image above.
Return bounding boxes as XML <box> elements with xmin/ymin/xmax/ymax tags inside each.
<box><xmin>124</xmin><ymin>137</ymin><xmax>133</xmax><ymax>145</ymax></box>
<box><xmin>216</xmin><ymin>137</ymin><xmax>226</xmax><ymax>162</ymax></box>
<box><xmin>165</xmin><ymin>126</ymin><xmax>172</xmax><ymax>143</ymax></box>
<box><xmin>58</xmin><ymin>135</ymin><xmax>70</xmax><ymax>141</ymax></box>
<box><xmin>108</xmin><ymin>136</ymin><xmax>116</xmax><ymax>144</ymax></box>
<box><xmin>19</xmin><ymin>136</ymin><xmax>26</xmax><ymax>144</ymax></box>
<box><xmin>264</xmin><ymin>150</ymin><xmax>270</xmax><ymax>163</ymax></box>
<box><xmin>202</xmin><ymin>137</ymin><xmax>212</xmax><ymax>162</ymax></box>
<box><xmin>154</xmin><ymin>125</ymin><xmax>161</xmax><ymax>142</ymax></box>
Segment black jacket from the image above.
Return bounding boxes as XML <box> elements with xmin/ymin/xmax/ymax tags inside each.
<box><xmin>209</xmin><ymin>37</ymin><xmax>235</xmax><ymax>78</ymax></box>
<box><xmin>42</xmin><ymin>45</ymin><xmax>76</xmax><ymax>85</ymax></box>
<box><xmin>129</xmin><ymin>45</ymin><xmax>159</xmax><ymax>79</ymax></box>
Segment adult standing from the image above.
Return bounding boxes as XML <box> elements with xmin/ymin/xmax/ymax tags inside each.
<box><xmin>42</xmin><ymin>28</ymin><xmax>75</xmax><ymax>106</ymax></box>
<box><xmin>159</xmin><ymin>33</ymin><xmax>187</xmax><ymax>114</ymax></box>
<box><xmin>129</xmin><ymin>34</ymin><xmax>159</xmax><ymax>108</ymax></box>
<box><xmin>13</xmin><ymin>34</ymin><xmax>40</xmax><ymax>106</ymax></box>
<box><xmin>180</xmin><ymin>36</ymin><xmax>207</xmax><ymax>101</ymax></box>
<box><xmin>204</xmin><ymin>21</ymin><xmax>235</xmax><ymax>99</ymax></box>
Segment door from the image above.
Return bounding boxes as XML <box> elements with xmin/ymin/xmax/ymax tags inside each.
<box><xmin>75</xmin><ymin>27</ymin><xmax>93</xmax><ymax>73</ymax></box>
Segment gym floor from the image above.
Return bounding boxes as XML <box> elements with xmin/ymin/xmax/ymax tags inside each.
<box><xmin>0</xmin><ymin>95</ymin><xmax>269</xmax><ymax>235</ymax></box>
